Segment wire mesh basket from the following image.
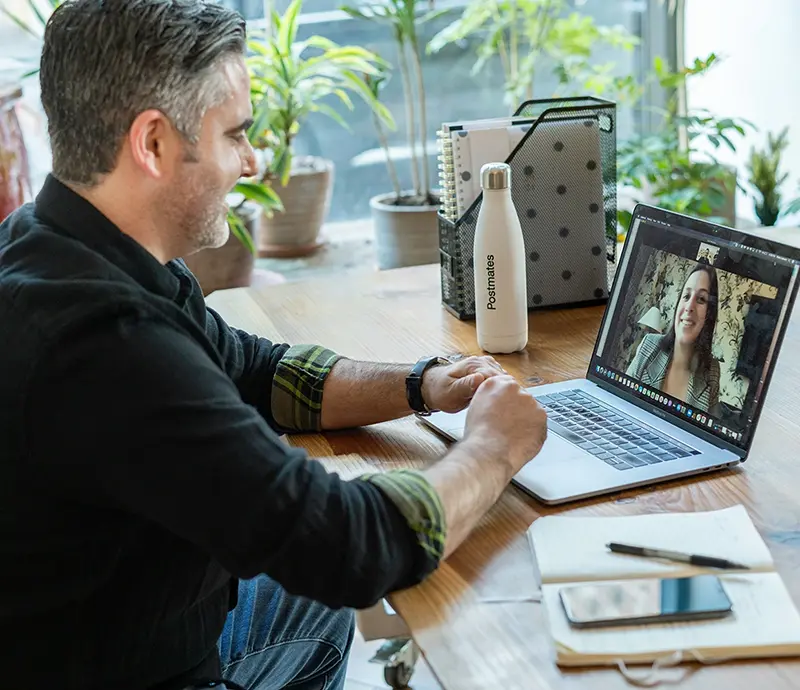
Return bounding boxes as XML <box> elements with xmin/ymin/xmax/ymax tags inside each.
<box><xmin>438</xmin><ymin>96</ymin><xmax>617</xmax><ymax>320</ymax></box>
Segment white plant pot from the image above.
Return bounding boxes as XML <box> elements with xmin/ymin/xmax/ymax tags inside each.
<box><xmin>370</xmin><ymin>191</ymin><xmax>440</xmax><ymax>270</ymax></box>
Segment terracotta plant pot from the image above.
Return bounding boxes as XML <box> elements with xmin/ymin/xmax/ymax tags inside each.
<box><xmin>370</xmin><ymin>191</ymin><xmax>441</xmax><ymax>270</ymax></box>
<box><xmin>183</xmin><ymin>202</ymin><xmax>260</xmax><ymax>296</ymax></box>
<box><xmin>259</xmin><ymin>156</ymin><xmax>333</xmax><ymax>258</ymax></box>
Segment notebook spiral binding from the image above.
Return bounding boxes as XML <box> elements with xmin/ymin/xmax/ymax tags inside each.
<box><xmin>437</xmin><ymin>129</ymin><xmax>457</xmax><ymax>222</ymax></box>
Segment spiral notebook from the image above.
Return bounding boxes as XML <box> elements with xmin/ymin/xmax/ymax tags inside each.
<box><xmin>437</xmin><ymin>115</ymin><xmax>604</xmax><ymax>223</ymax></box>
<box><xmin>438</xmin><ymin>118</ymin><xmax>533</xmax><ymax>220</ymax></box>
<box><xmin>527</xmin><ymin>506</ymin><xmax>800</xmax><ymax>668</ymax></box>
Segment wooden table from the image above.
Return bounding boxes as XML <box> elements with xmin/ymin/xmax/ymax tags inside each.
<box><xmin>207</xmin><ymin>264</ymin><xmax>800</xmax><ymax>690</ymax></box>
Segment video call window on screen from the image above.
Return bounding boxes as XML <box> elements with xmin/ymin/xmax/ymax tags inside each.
<box><xmin>604</xmin><ymin>221</ymin><xmax>796</xmax><ymax>443</ymax></box>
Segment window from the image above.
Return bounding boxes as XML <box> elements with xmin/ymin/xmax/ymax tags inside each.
<box><xmin>226</xmin><ymin>0</ymin><xmax>677</xmax><ymax>223</ymax></box>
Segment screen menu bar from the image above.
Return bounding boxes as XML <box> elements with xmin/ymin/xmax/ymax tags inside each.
<box><xmin>594</xmin><ymin>364</ymin><xmax>744</xmax><ymax>444</ymax></box>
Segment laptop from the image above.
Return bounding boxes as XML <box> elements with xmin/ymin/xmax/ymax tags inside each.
<box><xmin>420</xmin><ymin>204</ymin><xmax>800</xmax><ymax>504</ymax></box>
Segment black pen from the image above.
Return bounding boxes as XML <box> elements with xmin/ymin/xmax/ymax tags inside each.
<box><xmin>606</xmin><ymin>542</ymin><xmax>751</xmax><ymax>570</ymax></box>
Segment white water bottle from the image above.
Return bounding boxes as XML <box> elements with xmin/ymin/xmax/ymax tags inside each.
<box><xmin>473</xmin><ymin>162</ymin><xmax>528</xmax><ymax>353</ymax></box>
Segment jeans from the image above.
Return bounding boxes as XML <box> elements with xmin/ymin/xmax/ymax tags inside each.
<box><xmin>211</xmin><ymin>575</ymin><xmax>356</xmax><ymax>690</ymax></box>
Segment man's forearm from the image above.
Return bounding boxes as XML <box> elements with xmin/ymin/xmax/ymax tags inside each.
<box><xmin>320</xmin><ymin>359</ymin><xmax>412</xmax><ymax>430</ymax></box>
<box><xmin>422</xmin><ymin>437</ymin><xmax>515</xmax><ymax>559</ymax></box>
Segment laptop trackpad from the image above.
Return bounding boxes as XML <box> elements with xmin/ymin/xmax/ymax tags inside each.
<box><xmin>513</xmin><ymin>432</ymin><xmax>610</xmax><ymax>502</ymax></box>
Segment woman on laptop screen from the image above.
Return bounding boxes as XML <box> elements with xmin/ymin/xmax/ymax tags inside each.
<box><xmin>626</xmin><ymin>263</ymin><xmax>721</xmax><ymax>414</ymax></box>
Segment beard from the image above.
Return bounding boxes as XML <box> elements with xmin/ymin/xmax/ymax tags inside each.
<box><xmin>187</xmin><ymin>196</ymin><xmax>230</xmax><ymax>253</ymax></box>
<box><xmin>156</xmin><ymin>158</ymin><xmax>232</xmax><ymax>257</ymax></box>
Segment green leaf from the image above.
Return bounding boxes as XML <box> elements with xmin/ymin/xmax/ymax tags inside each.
<box><xmin>313</xmin><ymin>102</ymin><xmax>351</xmax><ymax>129</ymax></box>
<box><xmin>247</xmin><ymin>37</ymin><xmax>271</xmax><ymax>57</ymax></box>
<box><xmin>0</xmin><ymin>6</ymin><xmax>43</xmax><ymax>38</ymax></box>
<box><xmin>233</xmin><ymin>181</ymin><xmax>284</xmax><ymax>212</ymax></box>
<box><xmin>228</xmin><ymin>211</ymin><xmax>258</xmax><ymax>255</ymax></box>
<box><xmin>339</xmin><ymin>69</ymin><xmax>394</xmax><ymax>128</ymax></box>
<box><xmin>303</xmin><ymin>34</ymin><xmax>340</xmax><ymax>51</ymax></box>
<box><xmin>248</xmin><ymin>94</ymin><xmax>273</xmax><ymax>142</ymax></box>
<box><xmin>718</xmin><ymin>132</ymin><xmax>736</xmax><ymax>152</ymax></box>
<box><xmin>783</xmin><ymin>196</ymin><xmax>800</xmax><ymax>217</ymax></box>
<box><xmin>297</xmin><ymin>49</ymin><xmax>383</xmax><ymax>81</ymax></box>
<box><xmin>278</xmin><ymin>0</ymin><xmax>302</xmax><ymax>55</ymax></box>
<box><xmin>419</xmin><ymin>8</ymin><xmax>450</xmax><ymax>24</ymax></box>
<box><xmin>27</xmin><ymin>0</ymin><xmax>51</xmax><ymax>29</ymax></box>
<box><xmin>617</xmin><ymin>210</ymin><xmax>633</xmax><ymax>233</ymax></box>
<box><xmin>427</xmin><ymin>6</ymin><xmax>491</xmax><ymax>54</ymax></box>
<box><xmin>339</xmin><ymin>5</ymin><xmax>370</xmax><ymax>20</ymax></box>
<box><xmin>272</xmin><ymin>146</ymin><xmax>293</xmax><ymax>187</ymax></box>
<box><xmin>333</xmin><ymin>87</ymin><xmax>355</xmax><ymax>109</ymax></box>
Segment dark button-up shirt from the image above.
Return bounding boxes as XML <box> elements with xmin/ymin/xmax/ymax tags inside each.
<box><xmin>0</xmin><ymin>176</ymin><xmax>445</xmax><ymax>690</ymax></box>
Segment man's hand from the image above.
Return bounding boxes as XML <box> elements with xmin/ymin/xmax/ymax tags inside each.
<box><xmin>420</xmin><ymin>356</ymin><xmax>506</xmax><ymax>413</ymax></box>
<box><xmin>422</xmin><ymin>375</ymin><xmax>548</xmax><ymax>559</ymax></box>
<box><xmin>463</xmin><ymin>375</ymin><xmax>548</xmax><ymax>474</ymax></box>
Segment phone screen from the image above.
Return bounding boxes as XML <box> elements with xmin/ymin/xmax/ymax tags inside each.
<box><xmin>559</xmin><ymin>575</ymin><xmax>733</xmax><ymax>628</ymax></box>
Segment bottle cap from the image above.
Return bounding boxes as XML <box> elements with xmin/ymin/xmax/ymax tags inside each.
<box><xmin>480</xmin><ymin>162</ymin><xmax>511</xmax><ymax>190</ymax></box>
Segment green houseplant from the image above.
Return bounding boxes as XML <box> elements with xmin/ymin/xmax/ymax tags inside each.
<box><xmin>246</xmin><ymin>0</ymin><xmax>392</xmax><ymax>257</ymax></box>
<box><xmin>744</xmin><ymin>127</ymin><xmax>800</xmax><ymax>227</ymax></box>
<box><xmin>427</xmin><ymin>0</ymin><xmax>640</xmax><ymax>110</ymax></box>
<box><xmin>617</xmin><ymin>53</ymin><xmax>753</xmax><ymax>234</ymax></box>
<box><xmin>747</xmin><ymin>127</ymin><xmax>789</xmax><ymax>227</ymax></box>
<box><xmin>340</xmin><ymin>0</ymin><xmax>444</xmax><ymax>269</ymax></box>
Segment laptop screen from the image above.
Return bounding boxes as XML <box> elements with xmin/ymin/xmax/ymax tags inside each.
<box><xmin>589</xmin><ymin>206</ymin><xmax>800</xmax><ymax>452</ymax></box>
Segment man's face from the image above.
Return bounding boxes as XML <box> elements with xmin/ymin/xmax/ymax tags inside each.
<box><xmin>160</xmin><ymin>56</ymin><xmax>256</xmax><ymax>255</ymax></box>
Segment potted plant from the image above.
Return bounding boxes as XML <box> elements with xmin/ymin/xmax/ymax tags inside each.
<box><xmin>427</xmin><ymin>0</ymin><xmax>640</xmax><ymax>110</ymax></box>
<box><xmin>340</xmin><ymin>0</ymin><xmax>443</xmax><ymax>270</ymax></box>
<box><xmin>745</xmin><ymin>127</ymin><xmax>800</xmax><ymax>228</ymax></box>
<box><xmin>247</xmin><ymin>0</ymin><xmax>392</xmax><ymax>258</ymax></box>
<box><xmin>183</xmin><ymin>180</ymin><xmax>284</xmax><ymax>295</ymax></box>
<box><xmin>617</xmin><ymin>53</ymin><xmax>753</xmax><ymax>233</ymax></box>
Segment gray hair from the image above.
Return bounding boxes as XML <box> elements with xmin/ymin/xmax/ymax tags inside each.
<box><xmin>40</xmin><ymin>0</ymin><xmax>246</xmax><ymax>186</ymax></box>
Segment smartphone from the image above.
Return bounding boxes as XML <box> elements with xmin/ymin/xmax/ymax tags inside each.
<box><xmin>559</xmin><ymin>575</ymin><xmax>733</xmax><ymax>629</ymax></box>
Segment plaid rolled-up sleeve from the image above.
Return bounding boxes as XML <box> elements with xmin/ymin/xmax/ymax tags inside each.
<box><xmin>271</xmin><ymin>347</ymin><xmax>447</xmax><ymax>571</ymax></box>
<box><xmin>359</xmin><ymin>470</ymin><xmax>447</xmax><ymax>566</ymax></box>
<box><xmin>271</xmin><ymin>344</ymin><xmax>343</xmax><ymax>433</ymax></box>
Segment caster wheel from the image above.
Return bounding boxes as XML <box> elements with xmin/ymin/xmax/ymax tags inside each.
<box><xmin>384</xmin><ymin>661</ymin><xmax>414</xmax><ymax>689</ymax></box>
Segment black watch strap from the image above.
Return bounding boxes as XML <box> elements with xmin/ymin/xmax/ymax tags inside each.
<box><xmin>406</xmin><ymin>356</ymin><xmax>449</xmax><ymax>416</ymax></box>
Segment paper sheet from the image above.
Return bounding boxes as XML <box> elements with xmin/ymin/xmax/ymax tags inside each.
<box><xmin>529</xmin><ymin>505</ymin><xmax>775</xmax><ymax>584</ymax></box>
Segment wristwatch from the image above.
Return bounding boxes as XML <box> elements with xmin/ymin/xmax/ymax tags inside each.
<box><xmin>406</xmin><ymin>356</ymin><xmax>450</xmax><ymax>416</ymax></box>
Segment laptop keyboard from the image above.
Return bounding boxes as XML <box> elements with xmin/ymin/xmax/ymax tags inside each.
<box><xmin>535</xmin><ymin>390</ymin><xmax>701</xmax><ymax>471</ymax></box>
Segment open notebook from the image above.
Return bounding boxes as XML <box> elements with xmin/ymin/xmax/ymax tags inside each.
<box><xmin>527</xmin><ymin>506</ymin><xmax>800</xmax><ymax>667</ymax></box>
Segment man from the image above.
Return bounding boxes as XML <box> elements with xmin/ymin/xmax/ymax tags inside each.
<box><xmin>0</xmin><ymin>1</ymin><xmax>547</xmax><ymax>688</ymax></box>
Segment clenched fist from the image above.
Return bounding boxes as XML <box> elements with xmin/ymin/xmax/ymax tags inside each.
<box><xmin>464</xmin><ymin>375</ymin><xmax>548</xmax><ymax>472</ymax></box>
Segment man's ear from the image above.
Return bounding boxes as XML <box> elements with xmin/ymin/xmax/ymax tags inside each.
<box><xmin>127</xmin><ymin>110</ymin><xmax>180</xmax><ymax>179</ymax></box>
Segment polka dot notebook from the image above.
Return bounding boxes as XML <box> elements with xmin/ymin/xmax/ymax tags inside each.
<box><xmin>438</xmin><ymin>110</ymin><xmax>613</xmax><ymax>318</ymax></box>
